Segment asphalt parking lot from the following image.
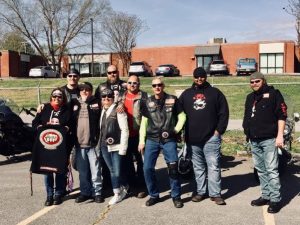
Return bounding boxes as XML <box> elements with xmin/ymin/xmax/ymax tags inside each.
<box><xmin>1</xmin><ymin>153</ymin><xmax>300</xmax><ymax>225</ymax></box>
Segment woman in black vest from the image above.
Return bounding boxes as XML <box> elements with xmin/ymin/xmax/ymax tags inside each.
<box><xmin>98</xmin><ymin>88</ymin><xmax>129</xmax><ymax>205</ymax></box>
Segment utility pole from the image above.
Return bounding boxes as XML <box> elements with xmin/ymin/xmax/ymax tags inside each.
<box><xmin>91</xmin><ymin>18</ymin><xmax>94</xmax><ymax>77</ymax></box>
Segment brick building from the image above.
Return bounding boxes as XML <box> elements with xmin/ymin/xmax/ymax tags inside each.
<box><xmin>1</xmin><ymin>40</ymin><xmax>299</xmax><ymax>78</ymax></box>
<box><xmin>0</xmin><ymin>50</ymin><xmax>45</xmax><ymax>78</ymax></box>
<box><xmin>131</xmin><ymin>40</ymin><xmax>299</xmax><ymax>76</ymax></box>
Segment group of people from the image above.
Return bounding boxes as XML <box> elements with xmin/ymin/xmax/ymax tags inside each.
<box><xmin>31</xmin><ymin>64</ymin><xmax>287</xmax><ymax>213</ymax></box>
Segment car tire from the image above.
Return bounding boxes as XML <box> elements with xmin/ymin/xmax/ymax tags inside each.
<box><xmin>44</xmin><ymin>73</ymin><xmax>48</xmax><ymax>78</ymax></box>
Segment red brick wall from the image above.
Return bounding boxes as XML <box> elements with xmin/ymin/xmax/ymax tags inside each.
<box><xmin>0</xmin><ymin>50</ymin><xmax>46</xmax><ymax>78</ymax></box>
<box><xmin>285</xmin><ymin>42</ymin><xmax>295</xmax><ymax>73</ymax></box>
<box><xmin>132</xmin><ymin>46</ymin><xmax>197</xmax><ymax>76</ymax></box>
<box><xmin>221</xmin><ymin>43</ymin><xmax>259</xmax><ymax>75</ymax></box>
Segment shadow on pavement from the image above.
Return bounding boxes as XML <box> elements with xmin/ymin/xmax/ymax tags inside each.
<box><xmin>0</xmin><ymin>153</ymin><xmax>32</xmax><ymax>166</ymax></box>
<box><xmin>280</xmin><ymin>163</ymin><xmax>300</xmax><ymax>208</ymax></box>
<box><xmin>221</xmin><ymin>155</ymin><xmax>246</xmax><ymax>171</ymax></box>
<box><xmin>222</xmin><ymin>172</ymin><xmax>258</xmax><ymax>200</ymax></box>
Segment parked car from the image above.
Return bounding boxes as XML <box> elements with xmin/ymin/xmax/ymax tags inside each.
<box><xmin>208</xmin><ymin>60</ymin><xmax>229</xmax><ymax>76</ymax></box>
<box><xmin>128</xmin><ymin>61</ymin><xmax>153</xmax><ymax>77</ymax></box>
<box><xmin>236</xmin><ymin>58</ymin><xmax>257</xmax><ymax>76</ymax></box>
<box><xmin>29</xmin><ymin>66</ymin><xmax>58</xmax><ymax>78</ymax></box>
<box><xmin>155</xmin><ymin>64</ymin><xmax>180</xmax><ymax>76</ymax></box>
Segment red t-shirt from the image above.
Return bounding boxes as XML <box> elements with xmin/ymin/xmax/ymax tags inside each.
<box><xmin>124</xmin><ymin>92</ymin><xmax>139</xmax><ymax>137</ymax></box>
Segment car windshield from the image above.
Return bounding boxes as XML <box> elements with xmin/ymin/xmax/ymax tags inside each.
<box><xmin>212</xmin><ymin>61</ymin><xmax>224</xmax><ymax>64</ymax></box>
<box><xmin>240</xmin><ymin>59</ymin><xmax>255</xmax><ymax>63</ymax></box>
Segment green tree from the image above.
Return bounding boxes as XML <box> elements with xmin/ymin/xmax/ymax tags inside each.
<box><xmin>0</xmin><ymin>31</ymin><xmax>35</xmax><ymax>54</ymax></box>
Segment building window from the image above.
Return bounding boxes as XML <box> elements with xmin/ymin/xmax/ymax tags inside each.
<box><xmin>259</xmin><ymin>53</ymin><xmax>283</xmax><ymax>74</ymax></box>
<box><xmin>196</xmin><ymin>55</ymin><xmax>219</xmax><ymax>72</ymax></box>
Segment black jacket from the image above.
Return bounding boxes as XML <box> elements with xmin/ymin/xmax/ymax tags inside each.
<box><xmin>179</xmin><ymin>82</ymin><xmax>229</xmax><ymax>144</ymax></box>
<box><xmin>242</xmin><ymin>85</ymin><xmax>287</xmax><ymax>140</ymax></box>
<box><xmin>32</xmin><ymin>103</ymin><xmax>71</xmax><ymax>130</ymax></box>
<box><xmin>72</xmin><ymin>96</ymin><xmax>101</xmax><ymax>148</ymax></box>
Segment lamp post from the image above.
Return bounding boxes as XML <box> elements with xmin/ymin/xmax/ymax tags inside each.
<box><xmin>91</xmin><ymin>18</ymin><xmax>94</xmax><ymax>77</ymax></box>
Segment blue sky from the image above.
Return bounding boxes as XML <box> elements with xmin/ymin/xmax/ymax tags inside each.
<box><xmin>109</xmin><ymin>0</ymin><xmax>295</xmax><ymax>47</ymax></box>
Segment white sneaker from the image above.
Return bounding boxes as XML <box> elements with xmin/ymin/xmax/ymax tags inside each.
<box><xmin>109</xmin><ymin>194</ymin><xmax>122</xmax><ymax>205</ymax></box>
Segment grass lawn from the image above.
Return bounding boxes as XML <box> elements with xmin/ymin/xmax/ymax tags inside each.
<box><xmin>1</xmin><ymin>75</ymin><xmax>299</xmax><ymax>119</ymax></box>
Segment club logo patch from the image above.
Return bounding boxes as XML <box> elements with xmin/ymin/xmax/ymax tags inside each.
<box><xmin>193</xmin><ymin>93</ymin><xmax>206</xmax><ymax>110</ymax></box>
<box><xmin>39</xmin><ymin>129</ymin><xmax>63</xmax><ymax>150</ymax></box>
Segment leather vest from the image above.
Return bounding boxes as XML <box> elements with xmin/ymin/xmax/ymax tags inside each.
<box><xmin>145</xmin><ymin>94</ymin><xmax>177</xmax><ymax>142</ymax></box>
<box><xmin>105</xmin><ymin>105</ymin><xmax>121</xmax><ymax>145</ymax></box>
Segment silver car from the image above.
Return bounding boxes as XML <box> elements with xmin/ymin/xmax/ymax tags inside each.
<box><xmin>209</xmin><ymin>60</ymin><xmax>229</xmax><ymax>76</ymax></box>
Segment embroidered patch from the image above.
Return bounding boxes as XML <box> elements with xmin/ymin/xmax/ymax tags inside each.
<box><xmin>165</xmin><ymin>99</ymin><xmax>175</xmax><ymax>104</ymax></box>
<box><xmin>39</xmin><ymin>129</ymin><xmax>63</xmax><ymax>150</ymax></box>
<box><xmin>263</xmin><ymin>93</ymin><xmax>270</xmax><ymax>98</ymax></box>
<box><xmin>148</xmin><ymin>101</ymin><xmax>156</xmax><ymax>108</ymax></box>
<box><xmin>90</xmin><ymin>104</ymin><xmax>99</xmax><ymax>109</ymax></box>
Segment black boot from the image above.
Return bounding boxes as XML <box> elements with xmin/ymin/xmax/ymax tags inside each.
<box><xmin>45</xmin><ymin>196</ymin><xmax>53</xmax><ymax>206</ymax></box>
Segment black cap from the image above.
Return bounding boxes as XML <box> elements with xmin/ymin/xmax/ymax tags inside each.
<box><xmin>193</xmin><ymin>67</ymin><xmax>207</xmax><ymax>78</ymax></box>
<box><xmin>101</xmin><ymin>88</ymin><xmax>114</xmax><ymax>96</ymax></box>
<box><xmin>79</xmin><ymin>82</ymin><xmax>93</xmax><ymax>91</ymax></box>
<box><xmin>68</xmin><ymin>68</ymin><xmax>80</xmax><ymax>76</ymax></box>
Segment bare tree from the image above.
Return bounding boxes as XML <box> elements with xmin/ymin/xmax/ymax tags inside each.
<box><xmin>283</xmin><ymin>0</ymin><xmax>300</xmax><ymax>45</ymax></box>
<box><xmin>0</xmin><ymin>0</ymin><xmax>111</xmax><ymax>75</ymax></box>
<box><xmin>101</xmin><ymin>11</ymin><xmax>148</xmax><ymax>75</ymax></box>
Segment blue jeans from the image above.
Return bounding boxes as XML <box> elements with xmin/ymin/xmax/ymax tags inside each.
<box><xmin>143</xmin><ymin>139</ymin><xmax>181</xmax><ymax>199</ymax></box>
<box><xmin>122</xmin><ymin>137</ymin><xmax>146</xmax><ymax>188</ymax></box>
<box><xmin>188</xmin><ymin>135</ymin><xmax>222</xmax><ymax>197</ymax></box>
<box><xmin>101</xmin><ymin>146</ymin><xmax>125</xmax><ymax>192</ymax></box>
<box><xmin>76</xmin><ymin>147</ymin><xmax>102</xmax><ymax>197</ymax></box>
<box><xmin>44</xmin><ymin>173</ymin><xmax>66</xmax><ymax>197</ymax></box>
<box><xmin>251</xmin><ymin>138</ymin><xmax>281</xmax><ymax>202</ymax></box>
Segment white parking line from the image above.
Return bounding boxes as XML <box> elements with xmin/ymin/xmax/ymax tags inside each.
<box><xmin>262</xmin><ymin>205</ymin><xmax>276</xmax><ymax>225</ymax></box>
<box><xmin>17</xmin><ymin>190</ymin><xmax>80</xmax><ymax>225</ymax></box>
<box><xmin>17</xmin><ymin>205</ymin><xmax>57</xmax><ymax>225</ymax></box>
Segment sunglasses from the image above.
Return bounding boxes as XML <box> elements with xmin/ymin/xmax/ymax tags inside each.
<box><xmin>250</xmin><ymin>80</ymin><xmax>262</xmax><ymax>84</ymax></box>
<box><xmin>107</xmin><ymin>71</ymin><xmax>117</xmax><ymax>75</ymax></box>
<box><xmin>128</xmin><ymin>81</ymin><xmax>139</xmax><ymax>86</ymax></box>
<box><xmin>67</xmin><ymin>75</ymin><xmax>78</xmax><ymax>78</ymax></box>
<box><xmin>152</xmin><ymin>83</ymin><xmax>163</xmax><ymax>88</ymax></box>
<box><xmin>52</xmin><ymin>95</ymin><xmax>62</xmax><ymax>99</ymax></box>
<box><xmin>102</xmin><ymin>94</ymin><xmax>114</xmax><ymax>99</ymax></box>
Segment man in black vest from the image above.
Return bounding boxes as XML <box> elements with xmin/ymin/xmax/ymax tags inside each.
<box><xmin>138</xmin><ymin>77</ymin><xmax>186</xmax><ymax>208</ymax></box>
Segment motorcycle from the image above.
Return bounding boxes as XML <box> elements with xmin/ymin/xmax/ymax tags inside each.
<box><xmin>0</xmin><ymin>98</ymin><xmax>36</xmax><ymax>158</ymax></box>
<box><xmin>246</xmin><ymin>112</ymin><xmax>300</xmax><ymax>181</ymax></box>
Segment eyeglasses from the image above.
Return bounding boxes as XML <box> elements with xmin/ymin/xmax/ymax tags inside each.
<box><xmin>52</xmin><ymin>95</ymin><xmax>62</xmax><ymax>99</ymax></box>
<box><xmin>128</xmin><ymin>81</ymin><xmax>139</xmax><ymax>86</ymax></box>
<box><xmin>250</xmin><ymin>80</ymin><xmax>262</xmax><ymax>84</ymax></box>
<box><xmin>67</xmin><ymin>75</ymin><xmax>78</xmax><ymax>78</ymax></box>
<box><xmin>80</xmin><ymin>88</ymin><xmax>91</xmax><ymax>92</ymax></box>
<box><xmin>107</xmin><ymin>71</ymin><xmax>118</xmax><ymax>75</ymax></box>
<box><xmin>152</xmin><ymin>83</ymin><xmax>163</xmax><ymax>88</ymax></box>
<box><xmin>102</xmin><ymin>94</ymin><xmax>114</xmax><ymax>99</ymax></box>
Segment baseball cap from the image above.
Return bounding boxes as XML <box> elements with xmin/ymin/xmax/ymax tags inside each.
<box><xmin>193</xmin><ymin>67</ymin><xmax>207</xmax><ymax>78</ymax></box>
